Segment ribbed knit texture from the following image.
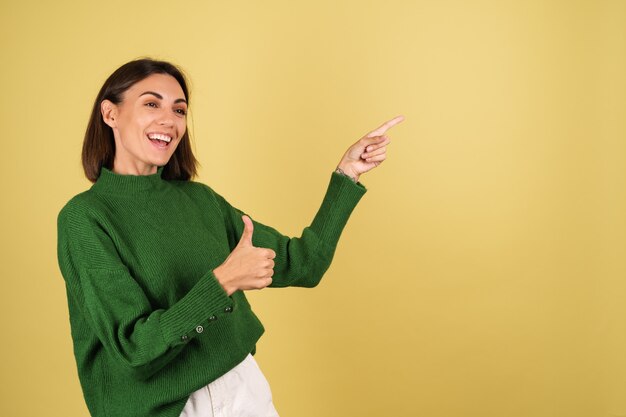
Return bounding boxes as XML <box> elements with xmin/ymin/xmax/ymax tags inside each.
<box><xmin>56</xmin><ymin>165</ymin><xmax>367</xmax><ymax>417</ymax></box>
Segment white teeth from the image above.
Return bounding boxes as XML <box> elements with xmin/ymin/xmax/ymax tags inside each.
<box><xmin>147</xmin><ymin>133</ymin><xmax>172</xmax><ymax>143</ymax></box>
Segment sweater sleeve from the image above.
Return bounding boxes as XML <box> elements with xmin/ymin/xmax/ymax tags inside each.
<box><xmin>209</xmin><ymin>172</ymin><xmax>367</xmax><ymax>288</ymax></box>
<box><xmin>56</xmin><ymin>200</ymin><xmax>234</xmax><ymax>381</ymax></box>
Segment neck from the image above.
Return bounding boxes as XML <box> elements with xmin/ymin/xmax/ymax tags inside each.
<box><xmin>112</xmin><ymin>158</ymin><xmax>159</xmax><ymax>176</ymax></box>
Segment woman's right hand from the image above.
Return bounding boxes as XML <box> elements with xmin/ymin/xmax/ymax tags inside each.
<box><xmin>213</xmin><ymin>215</ymin><xmax>276</xmax><ymax>296</ymax></box>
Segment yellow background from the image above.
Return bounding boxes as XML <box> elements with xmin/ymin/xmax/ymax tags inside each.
<box><xmin>1</xmin><ymin>0</ymin><xmax>625</xmax><ymax>416</ymax></box>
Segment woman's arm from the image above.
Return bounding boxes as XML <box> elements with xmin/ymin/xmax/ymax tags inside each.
<box><xmin>57</xmin><ymin>201</ymin><xmax>234</xmax><ymax>381</ymax></box>
<box><xmin>210</xmin><ymin>171</ymin><xmax>367</xmax><ymax>289</ymax></box>
<box><xmin>210</xmin><ymin>115</ymin><xmax>404</xmax><ymax>291</ymax></box>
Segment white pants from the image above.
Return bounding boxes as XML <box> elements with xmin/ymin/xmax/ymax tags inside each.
<box><xmin>180</xmin><ymin>354</ymin><xmax>280</xmax><ymax>417</ymax></box>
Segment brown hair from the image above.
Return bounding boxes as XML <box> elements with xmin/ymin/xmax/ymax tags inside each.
<box><xmin>82</xmin><ymin>58</ymin><xmax>199</xmax><ymax>182</ymax></box>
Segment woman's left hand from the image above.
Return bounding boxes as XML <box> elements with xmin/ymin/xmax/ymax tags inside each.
<box><xmin>336</xmin><ymin>115</ymin><xmax>405</xmax><ymax>182</ymax></box>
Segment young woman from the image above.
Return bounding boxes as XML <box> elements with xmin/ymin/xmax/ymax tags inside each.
<box><xmin>57</xmin><ymin>58</ymin><xmax>403</xmax><ymax>417</ymax></box>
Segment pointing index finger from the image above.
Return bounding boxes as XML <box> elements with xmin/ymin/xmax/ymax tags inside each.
<box><xmin>366</xmin><ymin>115</ymin><xmax>405</xmax><ymax>138</ymax></box>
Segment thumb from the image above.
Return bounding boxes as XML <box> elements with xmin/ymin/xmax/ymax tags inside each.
<box><xmin>238</xmin><ymin>215</ymin><xmax>254</xmax><ymax>247</ymax></box>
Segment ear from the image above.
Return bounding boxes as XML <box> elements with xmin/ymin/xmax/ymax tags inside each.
<box><xmin>101</xmin><ymin>99</ymin><xmax>118</xmax><ymax>128</ymax></box>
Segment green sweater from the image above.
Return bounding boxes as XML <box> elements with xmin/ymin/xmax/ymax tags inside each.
<box><xmin>56</xmin><ymin>165</ymin><xmax>366</xmax><ymax>417</ymax></box>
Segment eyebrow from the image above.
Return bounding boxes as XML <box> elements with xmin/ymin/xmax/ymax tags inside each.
<box><xmin>139</xmin><ymin>91</ymin><xmax>187</xmax><ymax>105</ymax></box>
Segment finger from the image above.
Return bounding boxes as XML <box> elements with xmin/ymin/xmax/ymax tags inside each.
<box><xmin>364</xmin><ymin>153</ymin><xmax>387</xmax><ymax>163</ymax></box>
<box><xmin>365</xmin><ymin>135</ymin><xmax>389</xmax><ymax>150</ymax></box>
<box><xmin>238</xmin><ymin>215</ymin><xmax>254</xmax><ymax>247</ymax></box>
<box><xmin>362</xmin><ymin>146</ymin><xmax>387</xmax><ymax>159</ymax></box>
<box><xmin>253</xmin><ymin>277</ymin><xmax>270</xmax><ymax>289</ymax></box>
<box><xmin>360</xmin><ymin>135</ymin><xmax>388</xmax><ymax>149</ymax></box>
<box><xmin>264</xmin><ymin>249</ymin><xmax>276</xmax><ymax>259</ymax></box>
<box><xmin>364</xmin><ymin>137</ymin><xmax>391</xmax><ymax>154</ymax></box>
<box><xmin>365</xmin><ymin>115</ymin><xmax>405</xmax><ymax>138</ymax></box>
<box><xmin>255</xmin><ymin>273</ymin><xmax>272</xmax><ymax>287</ymax></box>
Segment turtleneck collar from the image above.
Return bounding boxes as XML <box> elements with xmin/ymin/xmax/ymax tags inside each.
<box><xmin>91</xmin><ymin>165</ymin><xmax>166</xmax><ymax>195</ymax></box>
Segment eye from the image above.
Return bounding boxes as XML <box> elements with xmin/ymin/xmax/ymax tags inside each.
<box><xmin>175</xmin><ymin>108</ymin><xmax>187</xmax><ymax>116</ymax></box>
<box><xmin>145</xmin><ymin>102</ymin><xmax>158</xmax><ymax>108</ymax></box>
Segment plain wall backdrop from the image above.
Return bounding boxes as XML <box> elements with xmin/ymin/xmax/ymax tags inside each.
<box><xmin>1</xmin><ymin>0</ymin><xmax>625</xmax><ymax>416</ymax></box>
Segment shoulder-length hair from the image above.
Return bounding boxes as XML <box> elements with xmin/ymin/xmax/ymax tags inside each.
<box><xmin>82</xmin><ymin>58</ymin><xmax>198</xmax><ymax>182</ymax></box>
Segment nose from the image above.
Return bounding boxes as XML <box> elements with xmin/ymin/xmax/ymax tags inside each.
<box><xmin>158</xmin><ymin>109</ymin><xmax>175</xmax><ymax>127</ymax></box>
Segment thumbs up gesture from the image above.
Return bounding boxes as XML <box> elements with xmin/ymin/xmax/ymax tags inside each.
<box><xmin>213</xmin><ymin>215</ymin><xmax>277</xmax><ymax>296</ymax></box>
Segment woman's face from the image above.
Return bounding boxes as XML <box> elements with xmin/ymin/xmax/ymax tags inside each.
<box><xmin>102</xmin><ymin>73</ymin><xmax>188</xmax><ymax>175</ymax></box>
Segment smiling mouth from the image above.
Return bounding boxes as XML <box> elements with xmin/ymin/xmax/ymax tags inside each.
<box><xmin>147</xmin><ymin>133</ymin><xmax>173</xmax><ymax>149</ymax></box>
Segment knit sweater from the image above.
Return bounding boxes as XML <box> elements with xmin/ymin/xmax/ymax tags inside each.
<box><xmin>56</xmin><ymin>165</ymin><xmax>367</xmax><ymax>417</ymax></box>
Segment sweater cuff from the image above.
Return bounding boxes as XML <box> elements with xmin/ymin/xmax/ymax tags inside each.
<box><xmin>159</xmin><ymin>271</ymin><xmax>234</xmax><ymax>346</ymax></box>
<box><xmin>309</xmin><ymin>171</ymin><xmax>367</xmax><ymax>245</ymax></box>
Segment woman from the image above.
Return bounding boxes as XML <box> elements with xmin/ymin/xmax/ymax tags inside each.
<box><xmin>57</xmin><ymin>58</ymin><xmax>404</xmax><ymax>417</ymax></box>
